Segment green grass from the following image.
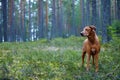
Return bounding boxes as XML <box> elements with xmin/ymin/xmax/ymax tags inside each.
<box><xmin>0</xmin><ymin>36</ymin><xmax>120</xmax><ymax>80</ymax></box>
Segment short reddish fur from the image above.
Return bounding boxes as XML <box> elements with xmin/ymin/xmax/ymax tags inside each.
<box><xmin>80</xmin><ymin>25</ymin><xmax>100</xmax><ymax>72</ymax></box>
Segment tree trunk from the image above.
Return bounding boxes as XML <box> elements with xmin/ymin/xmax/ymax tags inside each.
<box><xmin>91</xmin><ymin>0</ymin><xmax>97</xmax><ymax>26</ymax></box>
<box><xmin>8</xmin><ymin>0</ymin><xmax>16</xmax><ymax>42</ymax></box>
<box><xmin>91</xmin><ymin>0</ymin><xmax>100</xmax><ymax>34</ymax></box>
<box><xmin>56</xmin><ymin>0</ymin><xmax>63</xmax><ymax>37</ymax></box>
<box><xmin>38</xmin><ymin>0</ymin><xmax>44</xmax><ymax>38</ymax></box>
<box><xmin>96</xmin><ymin>0</ymin><xmax>101</xmax><ymax>35</ymax></box>
<box><xmin>71</xmin><ymin>0</ymin><xmax>75</xmax><ymax>35</ymax></box>
<box><xmin>45</xmin><ymin>0</ymin><xmax>49</xmax><ymax>40</ymax></box>
<box><xmin>29</xmin><ymin>0</ymin><xmax>32</xmax><ymax>41</ymax></box>
<box><xmin>58</xmin><ymin>0</ymin><xmax>63</xmax><ymax>37</ymax></box>
<box><xmin>56</xmin><ymin>0</ymin><xmax>60</xmax><ymax>37</ymax></box>
<box><xmin>86</xmin><ymin>0</ymin><xmax>90</xmax><ymax>25</ymax></box>
<box><xmin>117</xmin><ymin>0</ymin><xmax>120</xmax><ymax>20</ymax></box>
<box><xmin>111</xmin><ymin>0</ymin><xmax>117</xmax><ymax>21</ymax></box>
<box><xmin>101</xmin><ymin>0</ymin><xmax>111</xmax><ymax>43</ymax></box>
<box><xmin>0</xmin><ymin>24</ymin><xmax>2</xmax><ymax>42</ymax></box>
<box><xmin>2</xmin><ymin>0</ymin><xmax>8</xmax><ymax>42</ymax></box>
<box><xmin>20</xmin><ymin>0</ymin><xmax>26</xmax><ymax>41</ymax></box>
<box><xmin>80</xmin><ymin>0</ymin><xmax>85</xmax><ymax>30</ymax></box>
<box><xmin>0</xmin><ymin>12</ymin><xmax>2</xmax><ymax>42</ymax></box>
<box><xmin>51</xmin><ymin>0</ymin><xmax>57</xmax><ymax>38</ymax></box>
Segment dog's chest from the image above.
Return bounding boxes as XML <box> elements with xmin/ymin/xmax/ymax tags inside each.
<box><xmin>89</xmin><ymin>43</ymin><xmax>97</xmax><ymax>54</ymax></box>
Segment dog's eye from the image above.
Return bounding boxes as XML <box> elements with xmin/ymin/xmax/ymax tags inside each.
<box><xmin>85</xmin><ymin>29</ymin><xmax>88</xmax><ymax>31</ymax></box>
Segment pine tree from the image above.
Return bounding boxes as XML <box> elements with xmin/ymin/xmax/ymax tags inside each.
<box><xmin>2</xmin><ymin>0</ymin><xmax>8</xmax><ymax>42</ymax></box>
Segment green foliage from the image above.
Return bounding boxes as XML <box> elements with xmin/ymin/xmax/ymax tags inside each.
<box><xmin>0</xmin><ymin>36</ymin><xmax>120</xmax><ymax>79</ymax></box>
<box><xmin>108</xmin><ymin>20</ymin><xmax>120</xmax><ymax>38</ymax></box>
<box><xmin>100</xmin><ymin>38</ymin><xmax>120</xmax><ymax>80</ymax></box>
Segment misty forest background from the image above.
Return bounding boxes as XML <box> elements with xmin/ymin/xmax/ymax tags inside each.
<box><xmin>0</xmin><ymin>0</ymin><xmax>120</xmax><ymax>80</ymax></box>
<box><xmin>0</xmin><ymin>0</ymin><xmax>120</xmax><ymax>43</ymax></box>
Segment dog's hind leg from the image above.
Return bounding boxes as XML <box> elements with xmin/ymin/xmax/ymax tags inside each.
<box><xmin>95</xmin><ymin>53</ymin><xmax>99</xmax><ymax>72</ymax></box>
<box><xmin>92</xmin><ymin>55</ymin><xmax>95</xmax><ymax>65</ymax></box>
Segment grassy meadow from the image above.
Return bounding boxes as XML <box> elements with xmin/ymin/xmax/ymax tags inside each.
<box><xmin>0</xmin><ymin>36</ymin><xmax>120</xmax><ymax>80</ymax></box>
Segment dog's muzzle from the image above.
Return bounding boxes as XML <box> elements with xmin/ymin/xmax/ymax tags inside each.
<box><xmin>80</xmin><ymin>32</ymin><xmax>84</xmax><ymax>36</ymax></box>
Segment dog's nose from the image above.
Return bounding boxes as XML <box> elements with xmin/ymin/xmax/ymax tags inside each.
<box><xmin>80</xmin><ymin>32</ymin><xmax>84</xmax><ymax>36</ymax></box>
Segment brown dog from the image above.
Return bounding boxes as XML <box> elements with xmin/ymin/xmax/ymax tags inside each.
<box><xmin>80</xmin><ymin>25</ymin><xmax>100</xmax><ymax>72</ymax></box>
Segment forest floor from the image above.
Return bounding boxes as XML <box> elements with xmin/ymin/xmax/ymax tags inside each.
<box><xmin>0</xmin><ymin>36</ymin><xmax>120</xmax><ymax>80</ymax></box>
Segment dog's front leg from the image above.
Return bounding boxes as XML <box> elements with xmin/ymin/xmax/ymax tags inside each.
<box><xmin>86</xmin><ymin>54</ymin><xmax>91</xmax><ymax>71</ymax></box>
<box><xmin>82</xmin><ymin>52</ymin><xmax>86</xmax><ymax>66</ymax></box>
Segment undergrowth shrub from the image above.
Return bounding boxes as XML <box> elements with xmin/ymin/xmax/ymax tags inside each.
<box><xmin>0</xmin><ymin>36</ymin><xmax>120</xmax><ymax>79</ymax></box>
<box><xmin>108</xmin><ymin>20</ymin><xmax>120</xmax><ymax>38</ymax></box>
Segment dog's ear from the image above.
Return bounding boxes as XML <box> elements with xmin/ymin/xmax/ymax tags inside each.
<box><xmin>89</xmin><ymin>25</ymin><xmax>96</xmax><ymax>31</ymax></box>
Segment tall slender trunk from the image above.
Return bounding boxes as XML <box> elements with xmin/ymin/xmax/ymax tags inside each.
<box><xmin>86</xmin><ymin>0</ymin><xmax>90</xmax><ymax>25</ymax></box>
<box><xmin>2</xmin><ymin>0</ymin><xmax>8</xmax><ymax>42</ymax></box>
<box><xmin>0</xmin><ymin>9</ymin><xmax>2</xmax><ymax>42</ymax></box>
<box><xmin>29</xmin><ymin>0</ymin><xmax>31</xmax><ymax>40</ymax></box>
<box><xmin>8</xmin><ymin>0</ymin><xmax>15</xmax><ymax>42</ymax></box>
<box><xmin>80</xmin><ymin>0</ymin><xmax>85</xmax><ymax>30</ymax></box>
<box><xmin>45</xmin><ymin>0</ymin><xmax>49</xmax><ymax>39</ymax></box>
<box><xmin>101</xmin><ymin>0</ymin><xmax>111</xmax><ymax>43</ymax></box>
<box><xmin>38</xmin><ymin>0</ymin><xmax>44</xmax><ymax>38</ymax></box>
<box><xmin>20</xmin><ymin>0</ymin><xmax>26</xmax><ymax>41</ymax></box>
<box><xmin>91</xmin><ymin>0</ymin><xmax>97</xmax><ymax>26</ymax></box>
<box><xmin>71</xmin><ymin>0</ymin><xmax>75</xmax><ymax>35</ymax></box>
<box><xmin>0</xmin><ymin>24</ymin><xmax>2</xmax><ymax>42</ymax></box>
<box><xmin>0</xmin><ymin>26</ymin><xmax>2</xmax><ymax>42</ymax></box>
<box><xmin>51</xmin><ymin>0</ymin><xmax>56</xmax><ymax>38</ymax></box>
<box><xmin>91</xmin><ymin>0</ymin><xmax>100</xmax><ymax>34</ymax></box>
<box><xmin>59</xmin><ymin>0</ymin><xmax>63</xmax><ymax>37</ymax></box>
<box><xmin>117</xmin><ymin>0</ymin><xmax>120</xmax><ymax>20</ymax></box>
<box><xmin>96</xmin><ymin>0</ymin><xmax>101</xmax><ymax>35</ymax></box>
<box><xmin>111</xmin><ymin>0</ymin><xmax>117</xmax><ymax>21</ymax></box>
<box><xmin>56</xmin><ymin>0</ymin><xmax>60</xmax><ymax>37</ymax></box>
<box><xmin>56</xmin><ymin>0</ymin><xmax>63</xmax><ymax>37</ymax></box>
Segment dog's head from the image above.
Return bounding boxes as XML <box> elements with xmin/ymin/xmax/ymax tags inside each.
<box><xmin>80</xmin><ymin>25</ymin><xmax>96</xmax><ymax>37</ymax></box>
